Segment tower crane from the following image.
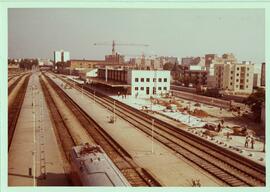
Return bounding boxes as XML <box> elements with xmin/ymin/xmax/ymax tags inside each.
<box><xmin>93</xmin><ymin>40</ymin><xmax>149</xmax><ymax>55</ymax></box>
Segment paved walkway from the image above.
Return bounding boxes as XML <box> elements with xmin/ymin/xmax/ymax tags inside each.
<box><xmin>8</xmin><ymin>72</ymin><xmax>70</xmax><ymax>186</ymax></box>
<box><xmin>49</xmin><ymin>74</ymin><xmax>224</xmax><ymax>186</ymax></box>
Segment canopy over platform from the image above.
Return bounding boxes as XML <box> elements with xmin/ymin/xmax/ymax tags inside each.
<box><xmin>90</xmin><ymin>77</ymin><xmax>131</xmax><ymax>88</ymax></box>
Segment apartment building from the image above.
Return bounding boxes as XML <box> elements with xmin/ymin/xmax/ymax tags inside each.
<box><xmin>129</xmin><ymin>57</ymin><xmax>163</xmax><ymax>70</ymax></box>
<box><xmin>158</xmin><ymin>56</ymin><xmax>178</xmax><ymax>65</ymax></box>
<box><xmin>67</xmin><ymin>59</ymin><xmax>105</xmax><ymax>69</ymax></box>
<box><xmin>54</xmin><ymin>50</ymin><xmax>70</xmax><ymax>64</ymax></box>
<box><xmin>181</xmin><ymin>57</ymin><xmax>205</xmax><ymax>66</ymax></box>
<box><xmin>214</xmin><ymin>61</ymin><xmax>254</xmax><ymax>94</ymax></box>
<box><xmin>253</xmin><ymin>73</ymin><xmax>261</xmax><ymax>88</ymax></box>
<box><xmin>207</xmin><ymin>53</ymin><xmax>237</xmax><ymax>88</ymax></box>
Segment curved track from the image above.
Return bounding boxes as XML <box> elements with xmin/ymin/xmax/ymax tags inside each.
<box><xmin>54</xmin><ymin>73</ymin><xmax>265</xmax><ymax>187</ymax></box>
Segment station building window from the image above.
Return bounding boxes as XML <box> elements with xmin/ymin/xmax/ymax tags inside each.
<box><xmin>141</xmin><ymin>78</ymin><xmax>144</xmax><ymax>82</ymax></box>
<box><xmin>236</xmin><ymin>79</ymin><xmax>239</xmax><ymax>82</ymax></box>
<box><xmin>146</xmin><ymin>78</ymin><xmax>150</xmax><ymax>82</ymax></box>
<box><xmin>135</xmin><ymin>87</ymin><xmax>138</xmax><ymax>91</ymax></box>
<box><xmin>158</xmin><ymin>87</ymin><xmax>162</xmax><ymax>90</ymax></box>
<box><xmin>164</xmin><ymin>87</ymin><xmax>167</xmax><ymax>90</ymax></box>
<box><xmin>246</xmin><ymin>85</ymin><xmax>249</xmax><ymax>88</ymax></box>
<box><xmin>164</xmin><ymin>78</ymin><xmax>167</xmax><ymax>82</ymax></box>
<box><xmin>237</xmin><ymin>73</ymin><xmax>239</xmax><ymax>76</ymax></box>
<box><xmin>158</xmin><ymin>78</ymin><xmax>162</xmax><ymax>82</ymax></box>
<box><xmin>135</xmin><ymin>78</ymin><xmax>139</xmax><ymax>82</ymax></box>
<box><xmin>140</xmin><ymin>87</ymin><xmax>144</xmax><ymax>90</ymax></box>
<box><xmin>153</xmin><ymin>78</ymin><xmax>156</xmax><ymax>82</ymax></box>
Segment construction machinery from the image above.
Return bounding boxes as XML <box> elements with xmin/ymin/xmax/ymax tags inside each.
<box><xmin>93</xmin><ymin>40</ymin><xmax>149</xmax><ymax>55</ymax></box>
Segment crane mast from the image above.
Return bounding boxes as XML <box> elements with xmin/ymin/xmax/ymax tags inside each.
<box><xmin>93</xmin><ymin>40</ymin><xmax>149</xmax><ymax>56</ymax></box>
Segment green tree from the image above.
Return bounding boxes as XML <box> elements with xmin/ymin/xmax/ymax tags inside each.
<box><xmin>244</xmin><ymin>88</ymin><xmax>265</xmax><ymax>122</ymax></box>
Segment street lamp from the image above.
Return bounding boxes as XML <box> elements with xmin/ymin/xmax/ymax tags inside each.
<box><xmin>151</xmin><ymin>119</ymin><xmax>155</xmax><ymax>154</ymax></box>
<box><xmin>262</xmin><ymin>136</ymin><xmax>265</xmax><ymax>152</ymax></box>
<box><xmin>32</xmin><ymin>85</ymin><xmax>36</xmax><ymax>186</ymax></box>
<box><xmin>188</xmin><ymin>102</ymin><xmax>191</xmax><ymax>124</ymax></box>
<box><xmin>93</xmin><ymin>90</ymin><xmax>96</xmax><ymax>104</ymax></box>
<box><xmin>81</xmin><ymin>84</ymin><xmax>84</xmax><ymax>98</ymax></box>
<box><xmin>113</xmin><ymin>101</ymin><xmax>116</xmax><ymax>123</ymax></box>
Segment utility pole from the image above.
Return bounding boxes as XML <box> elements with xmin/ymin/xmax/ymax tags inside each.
<box><xmin>188</xmin><ymin>102</ymin><xmax>191</xmax><ymax>124</ymax></box>
<box><xmin>93</xmin><ymin>90</ymin><xmax>96</xmax><ymax>104</ymax></box>
<box><xmin>81</xmin><ymin>84</ymin><xmax>84</xmax><ymax>98</ymax></box>
<box><xmin>113</xmin><ymin>101</ymin><xmax>116</xmax><ymax>123</ymax></box>
<box><xmin>32</xmin><ymin>85</ymin><xmax>36</xmax><ymax>186</ymax></box>
<box><xmin>105</xmin><ymin>66</ymin><xmax>108</xmax><ymax>82</ymax></box>
<box><xmin>151</xmin><ymin>119</ymin><xmax>155</xmax><ymax>154</ymax></box>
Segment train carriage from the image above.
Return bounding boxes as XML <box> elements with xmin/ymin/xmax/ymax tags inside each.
<box><xmin>70</xmin><ymin>143</ymin><xmax>130</xmax><ymax>186</ymax></box>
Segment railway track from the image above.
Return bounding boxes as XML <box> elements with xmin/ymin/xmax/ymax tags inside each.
<box><xmin>54</xmin><ymin>73</ymin><xmax>265</xmax><ymax>187</ymax></box>
<box><xmin>8</xmin><ymin>77</ymin><xmax>14</xmax><ymax>82</ymax></box>
<box><xmin>40</xmin><ymin>76</ymin><xmax>75</xmax><ymax>182</ymax></box>
<box><xmin>8</xmin><ymin>75</ymin><xmax>30</xmax><ymax>150</ymax></box>
<box><xmin>42</xmin><ymin>74</ymin><xmax>160</xmax><ymax>187</ymax></box>
<box><xmin>8</xmin><ymin>74</ymin><xmax>27</xmax><ymax>95</ymax></box>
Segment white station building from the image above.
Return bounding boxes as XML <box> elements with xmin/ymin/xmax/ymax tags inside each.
<box><xmin>92</xmin><ymin>68</ymin><xmax>171</xmax><ymax>97</ymax></box>
<box><xmin>128</xmin><ymin>70</ymin><xmax>170</xmax><ymax>97</ymax></box>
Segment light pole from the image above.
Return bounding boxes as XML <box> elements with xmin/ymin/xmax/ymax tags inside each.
<box><xmin>188</xmin><ymin>102</ymin><xmax>191</xmax><ymax>124</ymax></box>
<box><xmin>93</xmin><ymin>90</ymin><xmax>96</xmax><ymax>104</ymax></box>
<box><xmin>262</xmin><ymin>136</ymin><xmax>265</xmax><ymax>152</ymax></box>
<box><xmin>32</xmin><ymin>85</ymin><xmax>36</xmax><ymax>186</ymax></box>
<box><xmin>113</xmin><ymin>101</ymin><xmax>116</xmax><ymax>123</ymax></box>
<box><xmin>150</xmin><ymin>96</ymin><xmax>153</xmax><ymax>112</ymax></box>
<box><xmin>151</xmin><ymin>119</ymin><xmax>155</xmax><ymax>154</ymax></box>
<box><xmin>81</xmin><ymin>84</ymin><xmax>84</xmax><ymax>98</ymax></box>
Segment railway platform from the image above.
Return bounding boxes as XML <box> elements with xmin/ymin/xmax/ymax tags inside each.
<box><xmin>8</xmin><ymin>72</ymin><xmax>70</xmax><ymax>186</ymax></box>
<box><xmin>48</xmin><ymin>73</ymin><xmax>225</xmax><ymax>186</ymax></box>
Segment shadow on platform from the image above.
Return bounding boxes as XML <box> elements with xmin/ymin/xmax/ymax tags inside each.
<box><xmin>8</xmin><ymin>172</ymin><xmax>72</xmax><ymax>186</ymax></box>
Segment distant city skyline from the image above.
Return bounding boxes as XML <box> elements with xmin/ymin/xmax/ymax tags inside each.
<box><xmin>8</xmin><ymin>8</ymin><xmax>265</xmax><ymax>71</ymax></box>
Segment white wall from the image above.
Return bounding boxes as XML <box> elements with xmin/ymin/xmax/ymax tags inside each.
<box><xmin>63</xmin><ymin>51</ymin><xmax>70</xmax><ymax>62</ymax></box>
<box><xmin>130</xmin><ymin>70</ymin><xmax>170</xmax><ymax>97</ymax></box>
<box><xmin>54</xmin><ymin>50</ymin><xmax>70</xmax><ymax>63</ymax></box>
<box><xmin>54</xmin><ymin>51</ymin><xmax>61</xmax><ymax>63</ymax></box>
<box><xmin>87</xmin><ymin>69</ymin><xmax>98</xmax><ymax>77</ymax></box>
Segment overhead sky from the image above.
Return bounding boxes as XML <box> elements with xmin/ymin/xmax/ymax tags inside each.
<box><xmin>8</xmin><ymin>8</ymin><xmax>265</xmax><ymax>70</ymax></box>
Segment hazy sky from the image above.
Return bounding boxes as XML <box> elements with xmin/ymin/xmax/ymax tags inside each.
<box><xmin>8</xmin><ymin>8</ymin><xmax>265</xmax><ymax>69</ymax></box>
